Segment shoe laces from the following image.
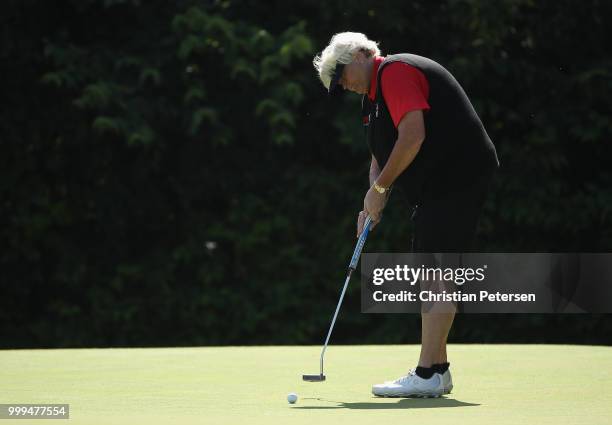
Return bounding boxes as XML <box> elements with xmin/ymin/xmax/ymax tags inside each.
<box><xmin>393</xmin><ymin>368</ymin><xmax>416</xmax><ymax>384</ymax></box>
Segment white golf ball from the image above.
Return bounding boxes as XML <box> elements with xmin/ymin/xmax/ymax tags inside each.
<box><xmin>287</xmin><ymin>393</ymin><xmax>298</xmax><ymax>404</ymax></box>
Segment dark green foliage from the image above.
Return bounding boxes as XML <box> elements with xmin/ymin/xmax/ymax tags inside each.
<box><xmin>1</xmin><ymin>0</ymin><xmax>611</xmax><ymax>347</ymax></box>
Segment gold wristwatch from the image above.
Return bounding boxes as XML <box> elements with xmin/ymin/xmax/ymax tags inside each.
<box><xmin>373</xmin><ymin>181</ymin><xmax>389</xmax><ymax>194</ymax></box>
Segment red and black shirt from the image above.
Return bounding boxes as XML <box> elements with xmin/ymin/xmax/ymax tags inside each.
<box><xmin>362</xmin><ymin>54</ymin><xmax>499</xmax><ymax>205</ymax></box>
<box><xmin>367</xmin><ymin>56</ymin><xmax>430</xmax><ymax>128</ymax></box>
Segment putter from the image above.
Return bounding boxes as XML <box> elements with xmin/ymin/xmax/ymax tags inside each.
<box><xmin>303</xmin><ymin>215</ymin><xmax>373</xmax><ymax>382</ymax></box>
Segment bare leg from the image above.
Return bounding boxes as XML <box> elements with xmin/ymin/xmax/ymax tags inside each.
<box><xmin>439</xmin><ymin>336</ymin><xmax>448</xmax><ymax>364</ymax></box>
<box><xmin>418</xmin><ymin>312</ymin><xmax>454</xmax><ymax>367</ymax></box>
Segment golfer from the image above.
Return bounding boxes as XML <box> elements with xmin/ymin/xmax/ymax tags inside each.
<box><xmin>313</xmin><ymin>32</ymin><xmax>499</xmax><ymax>397</ymax></box>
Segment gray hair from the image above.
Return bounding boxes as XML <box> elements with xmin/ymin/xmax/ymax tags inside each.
<box><xmin>313</xmin><ymin>32</ymin><xmax>381</xmax><ymax>90</ymax></box>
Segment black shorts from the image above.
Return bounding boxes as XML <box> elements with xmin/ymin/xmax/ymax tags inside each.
<box><xmin>411</xmin><ymin>172</ymin><xmax>494</xmax><ymax>252</ymax></box>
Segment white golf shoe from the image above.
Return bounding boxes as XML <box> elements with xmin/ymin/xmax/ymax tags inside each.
<box><xmin>372</xmin><ymin>369</ymin><xmax>445</xmax><ymax>398</ymax></box>
<box><xmin>440</xmin><ymin>369</ymin><xmax>453</xmax><ymax>394</ymax></box>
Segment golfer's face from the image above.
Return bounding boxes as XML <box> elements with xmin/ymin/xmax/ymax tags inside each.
<box><xmin>339</xmin><ymin>62</ymin><xmax>368</xmax><ymax>95</ymax></box>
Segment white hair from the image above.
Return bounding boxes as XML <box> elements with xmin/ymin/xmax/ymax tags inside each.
<box><xmin>313</xmin><ymin>32</ymin><xmax>381</xmax><ymax>90</ymax></box>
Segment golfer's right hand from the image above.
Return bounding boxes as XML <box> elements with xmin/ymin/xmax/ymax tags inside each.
<box><xmin>356</xmin><ymin>210</ymin><xmax>377</xmax><ymax>238</ymax></box>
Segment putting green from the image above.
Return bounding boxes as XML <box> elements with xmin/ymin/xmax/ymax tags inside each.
<box><xmin>1</xmin><ymin>345</ymin><xmax>610</xmax><ymax>424</ymax></box>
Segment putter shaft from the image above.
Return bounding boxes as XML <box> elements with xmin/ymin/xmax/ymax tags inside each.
<box><xmin>305</xmin><ymin>216</ymin><xmax>373</xmax><ymax>381</ymax></box>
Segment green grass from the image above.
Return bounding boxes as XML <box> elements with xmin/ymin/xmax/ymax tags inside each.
<box><xmin>1</xmin><ymin>345</ymin><xmax>611</xmax><ymax>424</ymax></box>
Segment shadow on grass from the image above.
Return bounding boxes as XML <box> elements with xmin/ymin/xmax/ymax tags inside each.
<box><xmin>293</xmin><ymin>397</ymin><xmax>480</xmax><ymax>410</ymax></box>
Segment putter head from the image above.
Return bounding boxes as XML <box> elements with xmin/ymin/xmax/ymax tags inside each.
<box><xmin>302</xmin><ymin>374</ymin><xmax>326</xmax><ymax>382</ymax></box>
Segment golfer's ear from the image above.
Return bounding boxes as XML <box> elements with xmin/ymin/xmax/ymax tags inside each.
<box><xmin>397</xmin><ymin>110</ymin><xmax>425</xmax><ymax>145</ymax></box>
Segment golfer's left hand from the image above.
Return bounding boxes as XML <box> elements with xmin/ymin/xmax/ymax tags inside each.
<box><xmin>363</xmin><ymin>185</ymin><xmax>387</xmax><ymax>226</ymax></box>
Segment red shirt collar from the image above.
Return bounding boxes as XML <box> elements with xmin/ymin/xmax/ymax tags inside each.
<box><xmin>368</xmin><ymin>56</ymin><xmax>385</xmax><ymax>101</ymax></box>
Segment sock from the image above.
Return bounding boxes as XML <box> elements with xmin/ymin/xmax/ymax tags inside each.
<box><xmin>415</xmin><ymin>366</ymin><xmax>435</xmax><ymax>379</ymax></box>
<box><xmin>432</xmin><ymin>362</ymin><xmax>450</xmax><ymax>374</ymax></box>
